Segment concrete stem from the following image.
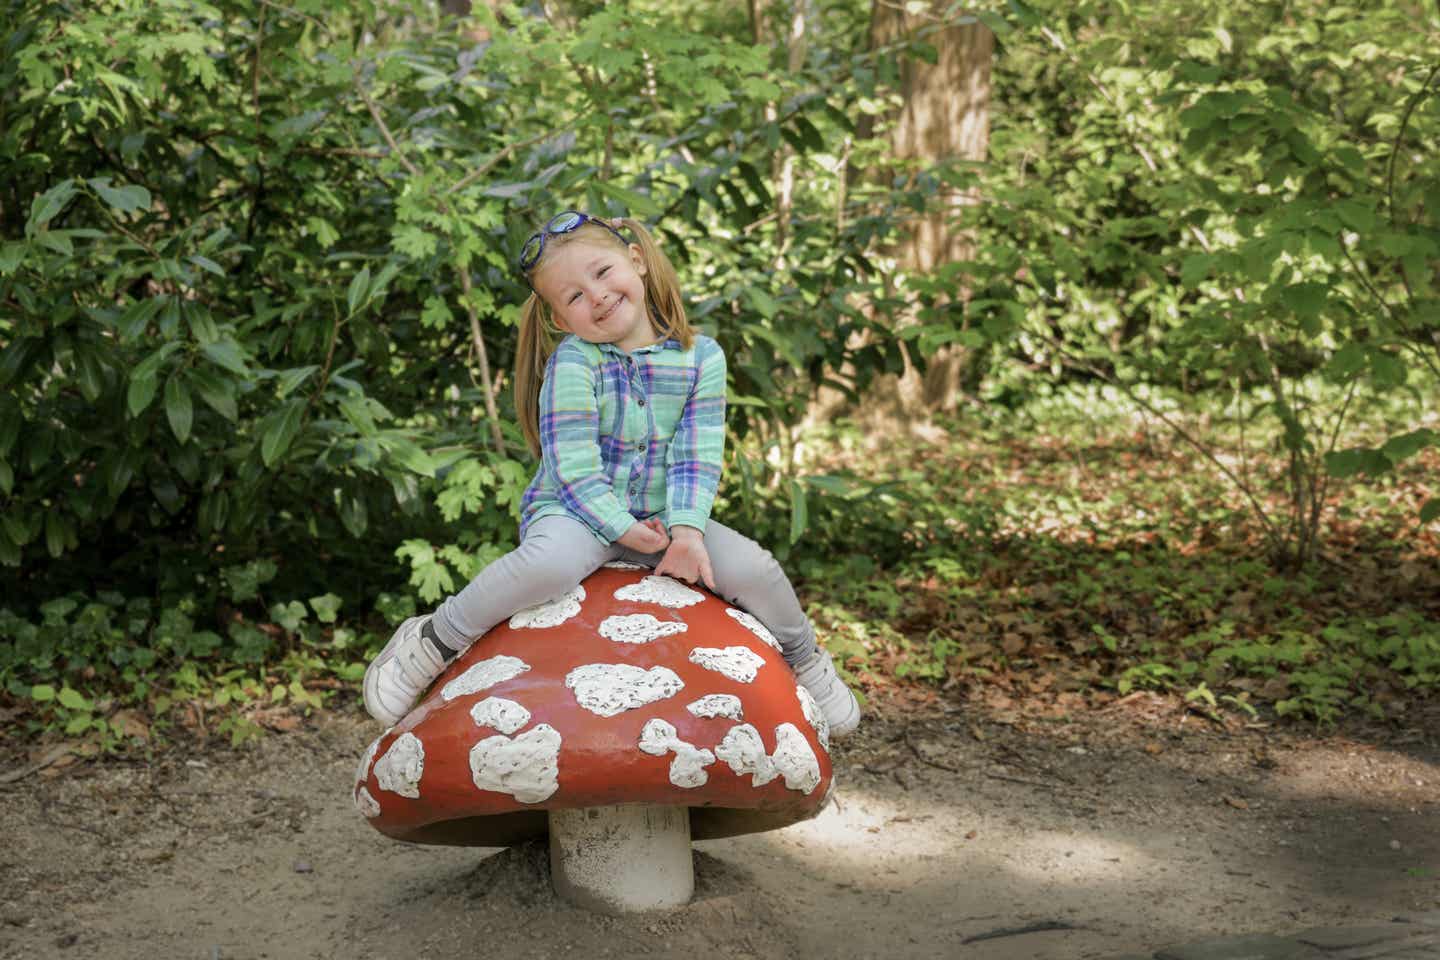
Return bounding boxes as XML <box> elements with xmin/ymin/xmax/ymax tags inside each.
<box><xmin>548</xmin><ymin>804</ymin><xmax>694</xmax><ymax>914</ymax></box>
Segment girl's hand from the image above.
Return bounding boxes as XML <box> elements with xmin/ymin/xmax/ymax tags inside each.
<box><xmin>654</xmin><ymin>525</ymin><xmax>716</xmax><ymax>592</ymax></box>
<box><xmin>617</xmin><ymin>517</ymin><xmax>670</xmax><ymax>554</ymax></box>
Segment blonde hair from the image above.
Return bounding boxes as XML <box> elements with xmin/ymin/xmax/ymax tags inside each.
<box><xmin>514</xmin><ymin>217</ymin><xmax>695</xmax><ymax>457</ymax></box>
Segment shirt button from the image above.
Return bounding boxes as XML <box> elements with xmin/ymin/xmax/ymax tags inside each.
<box><xmin>637</xmin><ymin>442</ymin><xmax>647</xmax><ymax>452</ymax></box>
<box><xmin>637</xmin><ymin>396</ymin><xmax>646</xmax><ymax>406</ymax></box>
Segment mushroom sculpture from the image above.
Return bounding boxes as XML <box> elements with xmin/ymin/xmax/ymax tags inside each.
<box><xmin>352</xmin><ymin>564</ymin><xmax>834</xmax><ymax>914</ymax></box>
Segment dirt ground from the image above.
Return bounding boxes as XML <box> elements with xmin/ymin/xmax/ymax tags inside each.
<box><xmin>3</xmin><ymin>690</ymin><xmax>1438</xmax><ymax>960</ymax></box>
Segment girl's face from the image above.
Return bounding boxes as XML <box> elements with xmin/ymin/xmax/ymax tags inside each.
<box><xmin>532</xmin><ymin>238</ymin><xmax>655</xmax><ymax>353</ymax></box>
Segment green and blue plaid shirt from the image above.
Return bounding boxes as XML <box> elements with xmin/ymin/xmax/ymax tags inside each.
<box><xmin>519</xmin><ymin>333</ymin><xmax>727</xmax><ymax>544</ymax></box>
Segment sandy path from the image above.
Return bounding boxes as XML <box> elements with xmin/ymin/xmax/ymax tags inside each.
<box><xmin>3</xmin><ymin>702</ymin><xmax>1436</xmax><ymax>960</ymax></box>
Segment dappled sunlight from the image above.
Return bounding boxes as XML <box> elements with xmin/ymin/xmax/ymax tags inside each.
<box><xmin>706</xmin><ymin>778</ymin><xmax>1163</xmax><ymax>889</ymax></box>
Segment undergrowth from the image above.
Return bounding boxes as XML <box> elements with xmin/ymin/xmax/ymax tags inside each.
<box><xmin>3</xmin><ymin>386</ymin><xmax>1437</xmax><ymax>750</ymax></box>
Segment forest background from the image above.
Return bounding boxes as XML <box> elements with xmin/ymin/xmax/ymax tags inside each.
<box><xmin>1</xmin><ymin>0</ymin><xmax>1437</xmax><ymax>749</ymax></box>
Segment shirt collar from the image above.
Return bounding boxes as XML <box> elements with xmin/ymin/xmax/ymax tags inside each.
<box><xmin>598</xmin><ymin>338</ymin><xmax>681</xmax><ymax>357</ymax></box>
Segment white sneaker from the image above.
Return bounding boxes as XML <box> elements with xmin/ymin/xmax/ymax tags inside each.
<box><xmin>795</xmin><ymin>648</ymin><xmax>861</xmax><ymax>739</ymax></box>
<box><xmin>363</xmin><ymin>616</ymin><xmax>449</xmax><ymax>725</ymax></box>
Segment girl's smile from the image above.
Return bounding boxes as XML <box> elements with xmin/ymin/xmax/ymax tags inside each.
<box><xmin>533</xmin><ymin>240</ymin><xmax>656</xmax><ymax>353</ymax></box>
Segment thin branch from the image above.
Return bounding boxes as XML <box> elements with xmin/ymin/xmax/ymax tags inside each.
<box><xmin>448</xmin><ymin>127</ymin><xmax>569</xmax><ymax>196</ymax></box>
<box><xmin>1041</xmin><ymin>334</ymin><xmax>1286</xmax><ymax>553</ymax></box>
<box><xmin>458</xmin><ymin>266</ymin><xmax>506</xmax><ymax>451</ymax></box>
<box><xmin>355</xmin><ymin>81</ymin><xmax>424</xmax><ymax>179</ymax></box>
<box><xmin>1385</xmin><ymin>63</ymin><xmax>1440</xmax><ymax>233</ymax></box>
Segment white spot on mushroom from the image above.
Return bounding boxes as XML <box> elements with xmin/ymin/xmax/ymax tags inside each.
<box><xmin>508</xmin><ymin>585</ymin><xmax>586</xmax><ymax>629</ymax></box>
<box><xmin>638</xmin><ymin>719</ymin><xmax>716</xmax><ymax>788</ymax></box>
<box><xmin>715</xmin><ymin>724</ymin><xmax>779</xmax><ymax>787</ymax></box>
<box><xmin>355</xmin><ymin>785</ymin><xmax>381</xmax><ymax>818</ymax></box>
<box><xmin>771</xmin><ymin>723</ymin><xmax>822</xmax><ymax>794</ymax></box>
<box><xmin>724</xmin><ymin>607</ymin><xmax>783</xmax><ymax>652</ymax></box>
<box><xmin>795</xmin><ymin>684</ymin><xmax>831</xmax><ymax>750</ymax></box>
<box><xmin>686</xmin><ymin>693</ymin><xmax>744</xmax><ymax>721</ymax></box>
<box><xmin>374</xmin><ymin>732</ymin><xmax>425</xmax><ymax>798</ymax></box>
<box><xmin>469</xmin><ymin>696</ymin><xmax>531</xmax><ymax>735</ymax></box>
<box><xmin>602</xmin><ymin>560</ymin><xmax>649</xmax><ymax>570</ymax></box>
<box><xmin>689</xmin><ymin>645</ymin><xmax>766</xmax><ymax>683</ymax></box>
<box><xmin>599</xmin><ymin>613</ymin><xmax>689</xmax><ymax>644</ymax></box>
<box><xmin>469</xmin><ymin>724</ymin><xmax>562</xmax><ymax>804</ymax></box>
<box><xmin>355</xmin><ymin>734</ymin><xmax>382</xmax><ymax>788</ymax></box>
<box><xmin>715</xmin><ymin>723</ymin><xmax>821</xmax><ymax>795</ymax></box>
<box><xmin>564</xmin><ymin>663</ymin><xmax>685</xmax><ymax>717</ymax></box>
<box><xmin>614</xmin><ymin>575</ymin><xmax>705</xmax><ymax>608</ymax></box>
<box><xmin>441</xmin><ymin>654</ymin><xmax>531</xmax><ymax>701</ymax></box>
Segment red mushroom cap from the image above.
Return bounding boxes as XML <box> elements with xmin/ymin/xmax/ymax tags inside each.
<box><xmin>354</xmin><ymin>565</ymin><xmax>834</xmax><ymax>846</ymax></box>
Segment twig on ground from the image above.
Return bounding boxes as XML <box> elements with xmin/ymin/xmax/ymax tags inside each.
<box><xmin>961</xmin><ymin>920</ymin><xmax>1080</xmax><ymax>944</ymax></box>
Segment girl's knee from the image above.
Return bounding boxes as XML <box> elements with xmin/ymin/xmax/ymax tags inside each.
<box><xmin>711</xmin><ymin>535</ymin><xmax>785</xmax><ymax>601</ymax></box>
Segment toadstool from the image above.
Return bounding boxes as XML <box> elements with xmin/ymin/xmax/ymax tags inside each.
<box><xmin>353</xmin><ymin>565</ymin><xmax>834</xmax><ymax>914</ymax></box>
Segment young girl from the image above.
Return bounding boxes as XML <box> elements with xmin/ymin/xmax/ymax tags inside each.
<box><xmin>363</xmin><ymin>211</ymin><xmax>861</xmax><ymax>737</ymax></box>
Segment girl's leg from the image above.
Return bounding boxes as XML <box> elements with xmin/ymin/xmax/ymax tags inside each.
<box><xmin>698</xmin><ymin>521</ymin><xmax>861</xmax><ymax>737</ymax></box>
<box><xmin>695</xmin><ymin>521</ymin><xmax>817</xmax><ymax>666</ymax></box>
<box><xmin>430</xmin><ymin>514</ymin><xmax>617</xmax><ymax>652</ymax></box>
<box><xmin>364</xmin><ymin>515</ymin><xmax>615</xmax><ymax>725</ymax></box>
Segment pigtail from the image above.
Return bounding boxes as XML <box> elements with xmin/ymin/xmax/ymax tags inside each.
<box><xmin>618</xmin><ymin>218</ymin><xmax>695</xmax><ymax>350</ymax></box>
<box><xmin>514</xmin><ymin>292</ymin><xmax>557</xmax><ymax>458</ymax></box>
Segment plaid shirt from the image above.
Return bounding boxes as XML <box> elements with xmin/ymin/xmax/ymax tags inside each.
<box><xmin>519</xmin><ymin>334</ymin><xmax>727</xmax><ymax>544</ymax></box>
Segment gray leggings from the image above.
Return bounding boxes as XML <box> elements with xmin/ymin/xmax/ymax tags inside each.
<box><xmin>430</xmin><ymin>514</ymin><xmax>819</xmax><ymax>667</ymax></box>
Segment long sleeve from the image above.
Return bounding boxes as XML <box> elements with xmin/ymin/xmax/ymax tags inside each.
<box><xmin>537</xmin><ymin>341</ymin><xmax>634</xmax><ymax>543</ymax></box>
<box><xmin>665</xmin><ymin>337</ymin><xmax>726</xmax><ymax>530</ymax></box>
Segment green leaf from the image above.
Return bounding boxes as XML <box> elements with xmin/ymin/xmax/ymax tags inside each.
<box><xmin>118</xmin><ymin>297</ymin><xmax>163</xmax><ymax>342</ymax></box>
<box><xmin>745</xmin><ymin>288</ymin><xmax>779</xmax><ymax>319</ymax></box>
<box><xmin>127</xmin><ymin>372</ymin><xmax>159</xmax><ymax>416</ymax></box>
<box><xmin>1281</xmin><ymin>282</ymin><xmax>1328</xmax><ymax>319</ymax></box>
<box><xmin>275</xmin><ymin>365</ymin><xmax>320</xmax><ymax>399</ymax></box>
<box><xmin>201</xmin><ymin>339</ymin><xmax>250</xmax><ymax>376</ymax></box>
<box><xmin>594</xmin><ymin>181</ymin><xmax>663</xmax><ymax>218</ymax></box>
<box><xmin>261</xmin><ymin>400</ymin><xmax>305</xmax><ymax>466</ymax></box>
<box><xmin>1324</xmin><ymin>447</ymin><xmax>1390</xmax><ymax>478</ymax></box>
<box><xmin>57</xmin><ymin>686</ymin><xmax>91</xmax><ymax>711</ymax></box>
<box><xmin>132</xmin><ymin>341</ymin><xmax>182</xmax><ymax>381</ymax></box>
<box><xmin>187</xmin><ymin>254</ymin><xmax>224</xmax><ymax>276</ymax></box>
<box><xmin>309</xmin><ymin>593</ymin><xmax>342</xmax><ymax>623</ymax></box>
<box><xmin>28</xmin><ymin>179</ymin><xmax>76</xmax><ymax>231</ymax></box>
<box><xmin>1180</xmin><ymin>254</ymin><xmax>1213</xmax><ymax>288</ymax></box>
<box><xmin>347</xmin><ymin>267</ymin><xmax>371</xmax><ymax>316</ymax></box>
<box><xmin>187</xmin><ymin>367</ymin><xmax>238</xmax><ymax>422</ymax></box>
<box><xmin>30</xmin><ymin>683</ymin><xmax>55</xmax><ymax>702</ymax></box>
<box><xmin>90</xmin><ymin>178</ymin><xmax>152</xmax><ymax>214</ymax></box>
<box><xmin>165</xmin><ymin>375</ymin><xmax>193</xmax><ymax>443</ymax></box>
<box><xmin>0</xmin><ymin>242</ymin><xmax>25</xmax><ymax>275</ymax></box>
<box><xmin>0</xmin><ymin>459</ymin><xmax>11</xmax><ymax>496</ymax></box>
<box><xmin>382</xmin><ymin>435</ymin><xmax>437</xmax><ymax>477</ymax></box>
<box><xmin>788</xmin><ymin>478</ymin><xmax>808</xmax><ymax>545</ymax></box>
<box><xmin>1421</xmin><ymin>499</ymin><xmax>1440</xmax><ymax>525</ymax></box>
<box><xmin>1381</xmin><ymin>429</ymin><xmax>1436</xmax><ymax>465</ymax></box>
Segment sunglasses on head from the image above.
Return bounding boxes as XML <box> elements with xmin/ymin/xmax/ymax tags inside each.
<box><xmin>517</xmin><ymin>210</ymin><xmax>627</xmax><ymax>274</ymax></box>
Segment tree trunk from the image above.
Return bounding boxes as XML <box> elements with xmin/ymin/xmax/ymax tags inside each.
<box><xmin>871</xmin><ymin>3</ymin><xmax>993</xmax><ymax>413</ymax></box>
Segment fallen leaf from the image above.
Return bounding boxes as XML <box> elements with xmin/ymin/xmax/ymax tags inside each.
<box><xmin>1144</xmin><ymin>741</ymin><xmax>1164</xmax><ymax>756</ymax></box>
<box><xmin>1223</xmin><ymin>795</ymin><xmax>1249</xmax><ymax>810</ymax></box>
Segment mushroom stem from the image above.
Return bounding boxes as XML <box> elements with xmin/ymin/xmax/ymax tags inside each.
<box><xmin>548</xmin><ymin>804</ymin><xmax>693</xmax><ymax>914</ymax></box>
